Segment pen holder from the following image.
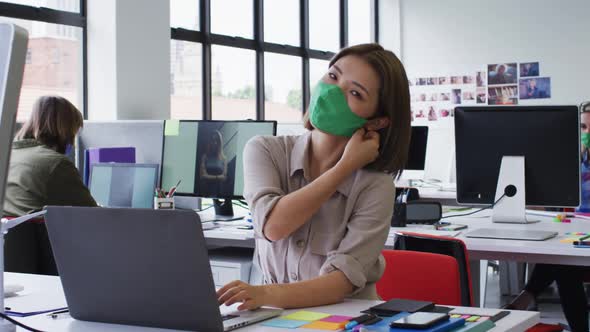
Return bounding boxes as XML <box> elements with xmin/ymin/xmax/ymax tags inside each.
<box><xmin>391</xmin><ymin>202</ymin><xmax>407</xmax><ymax>227</ymax></box>
<box><xmin>154</xmin><ymin>197</ymin><xmax>175</xmax><ymax>210</ymax></box>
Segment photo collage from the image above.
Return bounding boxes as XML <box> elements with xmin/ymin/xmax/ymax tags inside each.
<box><xmin>409</xmin><ymin>61</ymin><xmax>551</xmax><ymax>123</ymax></box>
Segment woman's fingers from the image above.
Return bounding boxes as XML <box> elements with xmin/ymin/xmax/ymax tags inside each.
<box><xmin>216</xmin><ymin>280</ymin><xmax>242</xmax><ymax>298</ymax></box>
<box><xmin>224</xmin><ymin>289</ymin><xmax>250</xmax><ymax>306</ymax></box>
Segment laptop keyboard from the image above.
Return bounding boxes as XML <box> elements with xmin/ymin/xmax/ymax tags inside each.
<box><xmin>221</xmin><ymin>314</ymin><xmax>239</xmax><ymax>321</ymax></box>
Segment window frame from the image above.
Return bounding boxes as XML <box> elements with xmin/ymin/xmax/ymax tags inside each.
<box><xmin>0</xmin><ymin>0</ymin><xmax>88</xmax><ymax>118</ymax></box>
<box><xmin>171</xmin><ymin>0</ymin><xmax>379</xmax><ymax>121</ymax></box>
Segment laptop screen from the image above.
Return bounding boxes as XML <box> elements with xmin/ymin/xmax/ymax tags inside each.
<box><xmin>89</xmin><ymin>163</ymin><xmax>159</xmax><ymax>208</ymax></box>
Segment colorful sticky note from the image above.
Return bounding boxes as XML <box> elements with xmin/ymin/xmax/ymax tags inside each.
<box><xmin>164</xmin><ymin>120</ymin><xmax>180</xmax><ymax>136</ymax></box>
<box><xmin>282</xmin><ymin>311</ymin><xmax>332</xmax><ymax>321</ymax></box>
<box><xmin>466</xmin><ymin>315</ymin><xmax>480</xmax><ymax>322</ymax></box>
<box><xmin>301</xmin><ymin>321</ymin><xmax>345</xmax><ymax>330</ymax></box>
<box><xmin>320</xmin><ymin>315</ymin><xmax>353</xmax><ymax>323</ymax></box>
<box><xmin>261</xmin><ymin>318</ymin><xmax>309</xmax><ymax>329</ymax></box>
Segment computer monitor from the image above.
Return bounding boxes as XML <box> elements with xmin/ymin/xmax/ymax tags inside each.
<box><xmin>161</xmin><ymin>120</ymin><xmax>277</xmax><ymax>217</ymax></box>
<box><xmin>406</xmin><ymin>126</ymin><xmax>428</xmax><ymax>170</ymax></box>
<box><xmin>0</xmin><ymin>24</ymin><xmax>27</xmax><ymax>218</ymax></box>
<box><xmin>89</xmin><ymin>163</ymin><xmax>159</xmax><ymax>209</ymax></box>
<box><xmin>455</xmin><ymin>106</ymin><xmax>580</xmax><ymax>223</ymax></box>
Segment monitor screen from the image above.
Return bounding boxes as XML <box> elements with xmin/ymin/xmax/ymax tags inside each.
<box><xmin>89</xmin><ymin>163</ymin><xmax>159</xmax><ymax>208</ymax></box>
<box><xmin>161</xmin><ymin>120</ymin><xmax>277</xmax><ymax>199</ymax></box>
<box><xmin>406</xmin><ymin>126</ymin><xmax>428</xmax><ymax>170</ymax></box>
<box><xmin>455</xmin><ymin>106</ymin><xmax>580</xmax><ymax>207</ymax></box>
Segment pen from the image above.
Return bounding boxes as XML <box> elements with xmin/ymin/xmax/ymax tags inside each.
<box><xmin>574</xmin><ymin>245</ymin><xmax>590</xmax><ymax>248</ymax></box>
<box><xmin>167</xmin><ymin>180</ymin><xmax>182</xmax><ymax>198</ymax></box>
<box><xmin>344</xmin><ymin>314</ymin><xmax>375</xmax><ymax>330</ymax></box>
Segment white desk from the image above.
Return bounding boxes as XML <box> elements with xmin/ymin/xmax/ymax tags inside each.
<box><xmin>388</xmin><ymin>212</ymin><xmax>590</xmax><ymax>266</ymax></box>
<box><xmin>6</xmin><ymin>273</ymin><xmax>538</xmax><ymax>332</ymax></box>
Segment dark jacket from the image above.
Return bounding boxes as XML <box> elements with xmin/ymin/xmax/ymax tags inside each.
<box><xmin>3</xmin><ymin>139</ymin><xmax>96</xmax><ymax>217</ymax></box>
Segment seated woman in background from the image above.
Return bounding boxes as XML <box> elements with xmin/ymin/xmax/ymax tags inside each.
<box><xmin>3</xmin><ymin>96</ymin><xmax>97</xmax><ymax>275</ymax></box>
<box><xmin>504</xmin><ymin>101</ymin><xmax>590</xmax><ymax>332</ymax></box>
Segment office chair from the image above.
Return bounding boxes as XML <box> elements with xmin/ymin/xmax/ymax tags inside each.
<box><xmin>393</xmin><ymin>232</ymin><xmax>474</xmax><ymax>306</ymax></box>
<box><xmin>377</xmin><ymin>250</ymin><xmax>462</xmax><ymax>306</ymax></box>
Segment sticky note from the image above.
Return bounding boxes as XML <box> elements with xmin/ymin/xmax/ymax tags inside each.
<box><xmin>164</xmin><ymin>120</ymin><xmax>180</xmax><ymax>136</ymax></box>
<box><xmin>301</xmin><ymin>320</ymin><xmax>345</xmax><ymax>330</ymax></box>
<box><xmin>320</xmin><ymin>315</ymin><xmax>353</xmax><ymax>323</ymax></box>
<box><xmin>466</xmin><ymin>315</ymin><xmax>480</xmax><ymax>322</ymax></box>
<box><xmin>261</xmin><ymin>318</ymin><xmax>309</xmax><ymax>329</ymax></box>
<box><xmin>282</xmin><ymin>311</ymin><xmax>332</xmax><ymax>321</ymax></box>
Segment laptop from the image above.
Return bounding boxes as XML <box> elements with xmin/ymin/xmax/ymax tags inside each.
<box><xmin>465</xmin><ymin>228</ymin><xmax>558</xmax><ymax>241</ymax></box>
<box><xmin>88</xmin><ymin>163</ymin><xmax>159</xmax><ymax>209</ymax></box>
<box><xmin>44</xmin><ymin>206</ymin><xmax>282</xmax><ymax>332</ymax></box>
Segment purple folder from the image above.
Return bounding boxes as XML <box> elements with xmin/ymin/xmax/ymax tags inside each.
<box><xmin>84</xmin><ymin>147</ymin><xmax>136</xmax><ymax>185</ymax></box>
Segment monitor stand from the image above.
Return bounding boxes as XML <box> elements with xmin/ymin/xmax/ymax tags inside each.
<box><xmin>213</xmin><ymin>199</ymin><xmax>235</xmax><ymax>220</ymax></box>
<box><xmin>492</xmin><ymin>156</ymin><xmax>538</xmax><ymax>224</ymax></box>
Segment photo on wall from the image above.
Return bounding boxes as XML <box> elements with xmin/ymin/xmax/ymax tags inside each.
<box><xmin>476</xmin><ymin>87</ymin><xmax>487</xmax><ymax>104</ymax></box>
<box><xmin>451</xmin><ymin>76</ymin><xmax>463</xmax><ymax>84</ymax></box>
<box><xmin>439</xmin><ymin>76</ymin><xmax>449</xmax><ymax>85</ymax></box>
<box><xmin>520</xmin><ymin>62</ymin><xmax>540</xmax><ymax>77</ymax></box>
<box><xmin>452</xmin><ymin>89</ymin><xmax>462</xmax><ymax>104</ymax></box>
<box><xmin>427</xmin><ymin>106</ymin><xmax>438</xmax><ymax>121</ymax></box>
<box><xmin>487</xmin><ymin>63</ymin><xmax>517</xmax><ymax>85</ymax></box>
<box><xmin>488</xmin><ymin>85</ymin><xmax>518</xmax><ymax>105</ymax></box>
<box><xmin>462</xmin><ymin>91</ymin><xmax>475</xmax><ymax>101</ymax></box>
<box><xmin>519</xmin><ymin>77</ymin><xmax>551</xmax><ymax>99</ymax></box>
<box><xmin>476</xmin><ymin>71</ymin><xmax>487</xmax><ymax>87</ymax></box>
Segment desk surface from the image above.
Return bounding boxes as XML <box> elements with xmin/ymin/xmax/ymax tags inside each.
<box><xmin>204</xmin><ymin>211</ymin><xmax>590</xmax><ymax>266</ymax></box>
<box><xmin>7</xmin><ymin>273</ymin><xmax>538</xmax><ymax>332</ymax></box>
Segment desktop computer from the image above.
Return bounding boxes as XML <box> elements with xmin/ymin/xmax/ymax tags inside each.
<box><xmin>161</xmin><ymin>120</ymin><xmax>276</xmax><ymax>217</ymax></box>
<box><xmin>89</xmin><ymin>163</ymin><xmax>159</xmax><ymax>209</ymax></box>
<box><xmin>455</xmin><ymin>106</ymin><xmax>580</xmax><ymax>223</ymax></box>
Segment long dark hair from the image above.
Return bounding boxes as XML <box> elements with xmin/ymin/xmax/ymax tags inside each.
<box><xmin>303</xmin><ymin>43</ymin><xmax>411</xmax><ymax>178</ymax></box>
<box><xmin>15</xmin><ymin>96</ymin><xmax>83</xmax><ymax>154</ymax></box>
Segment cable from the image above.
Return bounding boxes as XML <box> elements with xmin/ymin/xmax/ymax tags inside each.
<box><xmin>0</xmin><ymin>312</ymin><xmax>45</xmax><ymax>332</ymax></box>
<box><xmin>441</xmin><ymin>194</ymin><xmax>506</xmax><ymax>219</ymax></box>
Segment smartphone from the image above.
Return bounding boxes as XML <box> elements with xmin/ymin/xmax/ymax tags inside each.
<box><xmin>389</xmin><ymin>312</ymin><xmax>449</xmax><ymax>329</ymax></box>
<box><xmin>436</xmin><ymin>223</ymin><xmax>467</xmax><ymax>231</ymax></box>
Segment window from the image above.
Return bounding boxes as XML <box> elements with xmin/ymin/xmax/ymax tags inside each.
<box><xmin>169</xmin><ymin>0</ymin><xmax>377</xmax><ymax>121</ymax></box>
<box><xmin>309</xmin><ymin>0</ymin><xmax>339</xmax><ymax>52</ymax></box>
<box><xmin>170</xmin><ymin>0</ymin><xmax>199</xmax><ymax>30</ymax></box>
<box><xmin>265</xmin><ymin>53</ymin><xmax>302</xmax><ymax>123</ymax></box>
<box><xmin>211</xmin><ymin>46</ymin><xmax>256</xmax><ymax>120</ymax></box>
<box><xmin>0</xmin><ymin>1</ymin><xmax>86</xmax><ymax>121</ymax></box>
<box><xmin>211</xmin><ymin>0</ymin><xmax>253</xmax><ymax>39</ymax></box>
<box><xmin>348</xmin><ymin>0</ymin><xmax>373</xmax><ymax>46</ymax></box>
<box><xmin>0</xmin><ymin>0</ymin><xmax>79</xmax><ymax>13</ymax></box>
<box><xmin>170</xmin><ymin>40</ymin><xmax>202</xmax><ymax>119</ymax></box>
<box><xmin>264</xmin><ymin>0</ymin><xmax>299</xmax><ymax>46</ymax></box>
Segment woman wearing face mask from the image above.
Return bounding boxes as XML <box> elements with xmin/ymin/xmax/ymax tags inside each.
<box><xmin>3</xmin><ymin>96</ymin><xmax>97</xmax><ymax>275</ymax></box>
<box><xmin>504</xmin><ymin>102</ymin><xmax>590</xmax><ymax>332</ymax></box>
<box><xmin>217</xmin><ymin>44</ymin><xmax>411</xmax><ymax>310</ymax></box>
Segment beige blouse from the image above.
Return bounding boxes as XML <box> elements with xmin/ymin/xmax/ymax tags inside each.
<box><xmin>243</xmin><ymin>132</ymin><xmax>395</xmax><ymax>299</ymax></box>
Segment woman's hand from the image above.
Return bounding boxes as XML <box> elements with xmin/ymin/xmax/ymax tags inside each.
<box><xmin>217</xmin><ymin>280</ymin><xmax>270</xmax><ymax>311</ymax></box>
<box><xmin>337</xmin><ymin>128</ymin><xmax>380</xmax><ymax>173</ymax></box>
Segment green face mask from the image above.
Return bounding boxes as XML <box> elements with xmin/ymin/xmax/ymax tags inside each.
<box><xmin>582</xmin><ymin>133</ymin><xmax>590</xmax><ymax>148</ymax></box>
<box><xmin>309</xmin><ymin>82</ymin><xmax>367</xmax><ymax>137</ymax></box>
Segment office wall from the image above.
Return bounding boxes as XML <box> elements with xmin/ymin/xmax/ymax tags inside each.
<box><xmin>87</xmin><ymin>0</ymin><xmax>171</xmax><ymax>120</ymax></box>
<box><xmin>398</xmin><ymin>0</ymin><xmax>590</xmax><ymax>105</ymax></box>
<box><xmin>380</xmin><ymin>0</ymin><xmax>590</xmax><ymax>181</ymax></box>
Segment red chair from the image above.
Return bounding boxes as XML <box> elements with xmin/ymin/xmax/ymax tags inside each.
<box><xmin>393</xmin><ymin>232</ymin><xmax>474</xmax><ymax>306</ymax></box>
<box><xmin>377</xmin><ymin>250</ymin><xmax>463</xmax><ymax>306</ymax></box>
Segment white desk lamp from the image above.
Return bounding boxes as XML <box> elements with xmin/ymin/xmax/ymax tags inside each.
<box><xmin>0</xmin><ymin>23</ymin><xmax>29</xmax><ymax>332</ymax></box>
